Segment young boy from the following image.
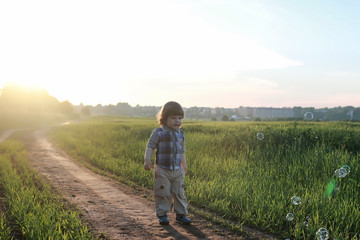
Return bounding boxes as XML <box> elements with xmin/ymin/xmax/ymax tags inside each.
<box><xmin>144</xmin><ymin>101</ymin><xmax>192</xmax><ymax>225</ymax></box>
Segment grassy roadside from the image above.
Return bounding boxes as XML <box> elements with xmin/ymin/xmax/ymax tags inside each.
<box><xmin>0</xmin><ymin>136</ymin><xmax>94</xmax><ymax>240</ymax></box>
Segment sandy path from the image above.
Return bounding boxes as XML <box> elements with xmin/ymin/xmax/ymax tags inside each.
<box><xmin>1</xmin><ymin>129</ymin><xmax>278</xmax><ymax>239</ymax></box>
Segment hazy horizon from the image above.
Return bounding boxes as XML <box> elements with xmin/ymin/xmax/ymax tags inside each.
<box><xmin>78</xmin><ymin>100</ymin><xmax>357</xmax><ymax>110</ymax></box>
<box><xmin>1</xmin><ymin>0</ymin><xmax>360</xmax><ymax>109</ymax></box>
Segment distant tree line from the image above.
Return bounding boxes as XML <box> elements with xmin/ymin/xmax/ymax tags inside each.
<box><xmin>75</xmin><ymin>103</ymin><xmax>360</xmax><ymax>122</ymax></box>
<box><xmin>1</xmin><ymin>84</ymin><xmax>357</xmax><ymax>125</ymax></box>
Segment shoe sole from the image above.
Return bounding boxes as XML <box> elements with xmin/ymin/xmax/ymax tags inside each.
<box><xmin>159</xmin><ymin>221</ymin><xmax>169</xmax><ymax>225</ymax></box>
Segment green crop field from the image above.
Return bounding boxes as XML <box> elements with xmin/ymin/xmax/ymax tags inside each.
<box><xmin>46</xmin><ymin>116</ymin><xmax>360</xmax><ymax>239</ymax></box>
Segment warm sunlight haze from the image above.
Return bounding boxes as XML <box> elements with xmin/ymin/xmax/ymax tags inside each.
<box><xmin>1</xmin><ymin>2</ymin><xmax>360</xmax><ymax>238</ymax></box>
<box><xmin>1</xmin><ymin>0</ymin><xmax>359</xmax><ymax>108</ymax></box>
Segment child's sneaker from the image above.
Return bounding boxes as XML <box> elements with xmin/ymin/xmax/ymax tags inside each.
<box><xmin>157</xmin><ymin>215</ymin><xmax>169</xmax><ymax>225</ymax></box>
<box><xmin>175</xmin><ymin>214</ymin><xmax>192</xmax><ymax>225</ymax></box>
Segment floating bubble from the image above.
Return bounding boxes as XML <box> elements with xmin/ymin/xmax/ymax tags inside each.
<box><xmin>334</xmin><ymin>165</ymin><xmax>350</xmax><ymax>178</ymax></box>
<box><xmin>304</xmin><ymin>112</ymin><xmax>314</xmax><ymax>120</ymax></box>
<box><xmin>334</xmin><ymin>168</ymin><xmax>348</xmax><ymax>178</ymax></box>
<box><xmin>286</xmin><ymin>213</ymin><xmax>294</xmax><ymax>221</ymax></box>
<box><xmin>341</xmin><ymin>165</ymin><xmax>350</xmax><ymax>174</ymax></box>
<box><xmin>291</xmin><ymin>196</ymin><xmax>302</xmax><ymax>205</ymax></box>
<box><xmin>257</xmin><ymin>132</ymin><xmax>265</xmax><ymax>140</ymax></box>
<box><xmin>316</xmin><ymin>227</ymin><xmax>329</xmax><ymax>240</ymax></box>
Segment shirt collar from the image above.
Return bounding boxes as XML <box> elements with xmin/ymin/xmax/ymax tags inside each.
<box><xmin>162</xmin><ymin>125</ymin><xmax>180</xmax><ymax>133</ymax></box>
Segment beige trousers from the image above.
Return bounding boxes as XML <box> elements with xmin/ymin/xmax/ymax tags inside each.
<box><xmin>154</xmin><ymin>165</ymin><xmax>188</xmax><ymax>217</ymax></box>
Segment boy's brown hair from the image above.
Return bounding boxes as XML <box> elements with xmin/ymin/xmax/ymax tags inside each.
<box><xmin>157</xmin><ymin>101</ymin><xmax>184</xmax><ymax>126</ymax></box>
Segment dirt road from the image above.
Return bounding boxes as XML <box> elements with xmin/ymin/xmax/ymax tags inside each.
<box><xmin>1</xmin><ymin>129</ymin><xmax>278</xmax><ymax>240</ymax></box>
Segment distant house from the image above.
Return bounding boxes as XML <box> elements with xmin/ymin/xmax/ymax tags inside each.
<box><xmin>230</xmin><ymin>114</ymin><xmax>241</xmax><ymax>121</ymax></box>
<box><xmin>253</xmin><ymin>107</ymin><xmax>294</xmax><ymax>119</ymax></box>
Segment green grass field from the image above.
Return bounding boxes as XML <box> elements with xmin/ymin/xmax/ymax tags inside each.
<box><xmin>46</xmin><ymin>116</ymin><xmax>360</xmax><ymax>239</ymax></box>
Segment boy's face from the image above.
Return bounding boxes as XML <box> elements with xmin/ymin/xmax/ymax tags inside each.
<box><xmin>165</xmin><ymin>115</ymin><xmax>183</xmax><ymax>130</ymax></box>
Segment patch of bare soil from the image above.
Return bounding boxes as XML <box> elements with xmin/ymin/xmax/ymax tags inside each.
<box><xmin>4</xmin><ymin>129</ymin><xmax>279</xmax><ymax>240</ymax></box>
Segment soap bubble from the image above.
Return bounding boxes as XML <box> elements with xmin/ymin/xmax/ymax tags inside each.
<box><xmin>257</xmin><ymin>132</ymin><xmax>265</xmax><ymax>140</ymax></box>
<box><xmin>291</xmin><ymin>196</ymin><xmax>302</xmax><ymax>205</ymax></box>
<box><xmin>341</xmin><ymin>165</ymin><xmax>350</xmax><ymax>174</ymax></box>
<box><xmin>286</xmin><ymin>213</ymin><xmax>294</xmax><ymax>221</ymax></box>
<box><xmin>304</xmin><ymin>112</ymin><xmax>314</xmax><ymax>120</ymax></box>
<box><xmin>316</xmin><ymin>227</ymin><xmax>329</xmax><ymax>240</ymax></box>
<box><xmin>334</xmin><ymin>168</ymin><xmax>348</xmax><ymax>178</ymax></box>
<box><xmin>334</xmin><ymin>165</ymin><xmax>350</xmax><ymax>178</ymax></box>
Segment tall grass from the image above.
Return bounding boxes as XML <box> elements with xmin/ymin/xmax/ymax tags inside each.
<box><xmin>0</xmin><ymin>213</ymin><xmax>12</xmax><ymax>239</ymax></box>
<box><xmin>49</xmin><ymin>117</ymin><xmax>360</xmax><ymax>239</ymax></box>
<box><xmin>0</xmin><ymin>138</ymin><xmax>93</xmax><ymax>240</ymax></box>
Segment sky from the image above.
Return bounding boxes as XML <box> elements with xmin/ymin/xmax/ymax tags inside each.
<box><xmin>1</xmin><ymin>0</ymin><xmax>360</xmax><ymax>108</ymax></box>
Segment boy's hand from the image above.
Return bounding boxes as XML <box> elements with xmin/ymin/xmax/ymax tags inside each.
<box><xmin>144</xmin><ymin>161</ymin><xmax>152</xmax><ymax>170</ymax></box>
<box><xmin>144</xmin><ymin>147</ymin><xmax>154</xmax><ymax>170</ymax></box>
<box><xmin>182</xmin><ymin>167</ymin><xmax>187</xmax><ymax>175</ymax></box>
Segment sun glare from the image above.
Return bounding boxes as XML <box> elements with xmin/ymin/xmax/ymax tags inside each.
<box><xmin>2</xmin><ymin>80</ymin><xmax>70</xmax><ymax>103</ymax></box>
<box><xmin>3</xmin><ymin>80</ymin><xmax>45</xmax><ymax>90</ymax></box>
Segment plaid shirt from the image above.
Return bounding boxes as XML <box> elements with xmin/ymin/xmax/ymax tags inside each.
<box><xmin>147</xmin><ymin>125</ymin><xmax>185</xmax><ymax>170</ymax></box>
